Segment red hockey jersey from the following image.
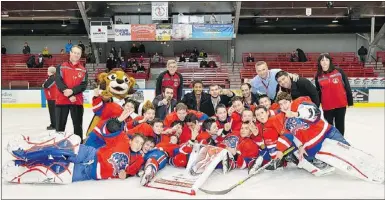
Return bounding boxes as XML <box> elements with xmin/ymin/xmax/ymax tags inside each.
<box><xmin>276</xmin><ymin>97</ymin><xmax>331</xmax><ymax>153</ymax></box>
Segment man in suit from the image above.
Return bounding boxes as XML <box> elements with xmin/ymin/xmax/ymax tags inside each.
<box><xmin>181</xmin><ymin>80</ymin><xmax>210</xmax><ymax>112</ymax></box>
<box><xmin>200</xmin><ymin>84</ymin><xmax>235</xmax><ymax>117</ymax></box>
<box><xmin>152</xmin><ymin>86</ymin><xmax>177</xmax><ymax>120</ymax></box>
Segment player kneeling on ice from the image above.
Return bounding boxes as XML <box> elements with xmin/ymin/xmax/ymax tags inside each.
<box><xmin>212</xmin><ymin>121</ymin><xmax>264</xmax><ymax>175</ymax></box>
<box><xmin>274</xmin><ymin>92</ymin><xmax>384</xmax><ymax>183</ymax></box>
<box><xmin>3</xmin><ymin>109</ymin><xmax>146</xmax><ymax>184</ymax></box>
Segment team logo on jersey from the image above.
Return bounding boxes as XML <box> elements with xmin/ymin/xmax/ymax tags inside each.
<box><xmin>332</xmin><ymin>78</ymin><xmax>339</xmax><ymax>84</ymax></box>
<box><xmin>285</xmin><ymin>118</ymin><xmax>309</xmax><ymax>134</ymax></box>
<box><xmin>108</xmin><ymin>152</ymin><xmax>129</xmax><ymax>176</ymax></box>
<box><xmin>223</xmin><ymin>135</ymin><xmax>239</xmax><ymax>149</ymax></box>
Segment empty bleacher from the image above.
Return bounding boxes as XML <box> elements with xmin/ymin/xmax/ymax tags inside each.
<box><xmin>2</xmin><ymin>54</ymin><xmax>86</xmax><ymax>88</ymax></box>
<box><xmin>242</xmin><ymin>52</ymin><xmax>358</xmax><ymax>67</ymax></box>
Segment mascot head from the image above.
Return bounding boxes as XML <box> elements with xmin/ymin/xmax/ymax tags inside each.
<box><xmin>97</xmin><ymin>69</ymin><xmax>136</xmax><ymax>99</ymax></box>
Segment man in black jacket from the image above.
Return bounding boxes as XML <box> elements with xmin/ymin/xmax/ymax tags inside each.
<box><xmin>152</xmin><ymin>86</ymin><xmax>177</xmax><ymax>120</ymax></box>
<box><xmin>275</xmin><ymin>71</ymin><xmax>320</xmax><ymax>107</ymax></box>
<box><xmin>200</xmin><ymin>84</ymin><xmax>235</xmax><ymax>117</ymax></box>
<box><xmin>1</xmin><ymin>45</ymin><xmax>6</xmax><ymax>54</ymax></box>
<box><xmin>357</xmin><ymin>46</ymin><xmax>368</xmax><ymax>63</ymax></box>
<box><xmin>240</xmin><ymin>83</ymin><xmax>261</xmax><ymax>109</ymax></box>
<box><xmin>296</xmin><ymin>48</ymin><xmax>308</xmax><ymax>62</ymax></box>
<box><xmin>23</xmin><ymin>42</ymin><xmax>31</xmax><ymax>54</ymax></box>
<box><xmin>181</xmin><ymin>80</ymin><xmax>210</xmax><ymax>111</ymax></box>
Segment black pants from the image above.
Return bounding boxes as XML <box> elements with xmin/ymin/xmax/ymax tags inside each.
<box><xmin>47</xmin><ymin>100</ymin><xmax>56</xmax><ymax>128</ymax></box>
<box><xmin>55</xmin><ymin>105</ymin><xmax>84</xmax><ymax>142</ymax></box>
<box><xmin>323</xmin><ymin>107</ymin><xmax>347</xmax><ymax>136</ymax></box>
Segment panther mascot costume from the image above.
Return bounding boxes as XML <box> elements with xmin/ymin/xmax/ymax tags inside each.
<box><xmin>85</xmin><ymin>69</ymin><xmax>139</xmax><ymax>138</ymax></box>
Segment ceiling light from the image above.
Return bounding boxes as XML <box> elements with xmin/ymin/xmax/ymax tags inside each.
<box><xmin>332</xmin><ymin>20</ymin><xmax>338</xmax><ymax>23</ymax></box>
<box><xmin>264</xmin><ymin>20</ymin><xmax>268</xmax><ymax>23</ymax></box>
<box><xmin>61</xmin><ymin>20</ymin><xmax>67</xmax><ymax>27</ymax></box>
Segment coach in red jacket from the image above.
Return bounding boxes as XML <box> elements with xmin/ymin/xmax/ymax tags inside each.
<box><xmin>55</xmin><ymin>45</ymin><xmax>88</xmax><ymax>141</ymax></box>
<box><xmin>315</xmin><ymin>53</ymin><xmax>353</xmax><ymax>136</ymax></box>
<box><xmin>43</xmin><ymin>66</ymin><xmax>58</xmax><ymax>130</ymax></box>
<box><xmin>155</xmin><ymin>59</ymin><xmax>183</xmax><ymax>101</ymax></box>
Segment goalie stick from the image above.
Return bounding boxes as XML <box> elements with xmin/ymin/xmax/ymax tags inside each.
<box><xmin>199</xmin><ymin>146</ymin><xmax>295</xmax><ymax>195</ymax></box>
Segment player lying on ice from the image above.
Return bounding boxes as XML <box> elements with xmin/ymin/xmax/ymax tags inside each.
<box><xmin>2</xmin><ymin>109</ymin><xmax>147</xmax><ymax>184</ymax></box>
<box><xmin>266</xmin><ymin>92</ymin><xmax>384</xmax><ymax>183</ymax></box>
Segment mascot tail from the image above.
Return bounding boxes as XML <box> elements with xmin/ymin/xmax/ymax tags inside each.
<box><xmin>86</xmin><ymin>115</ymin><xmax>101</xmax><ymax>137</ymax></box>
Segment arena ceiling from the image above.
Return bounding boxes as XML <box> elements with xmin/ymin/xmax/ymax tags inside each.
<box><xmin>1</xmin><ymin>1</ymin><xmax>385</xmax><ymax>35</ymax></box>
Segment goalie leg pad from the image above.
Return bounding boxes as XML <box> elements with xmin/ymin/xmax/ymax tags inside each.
<box><xmin>315</xmin><ymin>138</ymin><xmax>384</xmax><ymax>183</ymax></box>
<box><xmin>2</xmin><ymin>160</ymin><xmax>74</xmax><ymax>184</ymax></box>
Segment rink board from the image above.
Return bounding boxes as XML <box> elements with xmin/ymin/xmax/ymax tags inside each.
<box><xmin>2</xmin><ymin>87</ymin><xmax>385</xmax><ymax>108</ymax></box>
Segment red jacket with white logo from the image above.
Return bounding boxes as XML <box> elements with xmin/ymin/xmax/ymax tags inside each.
<box><xmin>43</xmin><ymin>75</ymin><xmax>58</xmax><ymax>101</ymax></box>
<box><xmin>55</xmin><ymin>62</ymin><xmax>88</xmax><ymax>105</ymax></box>
<box><xmin>156</xmin><ymin>71</ymin><xmax>183</xmax><ymax>101</ymax></box>
<box><xmin>315</xmin><ymin>68</ymin><xmax>353</xmax><ymax>110</ymax></box>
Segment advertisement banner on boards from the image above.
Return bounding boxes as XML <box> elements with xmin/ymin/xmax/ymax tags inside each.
<box><xmin>156</xmin><ymin>24</ymin><xmax>172</xmax><ymax>41</ymax></box>
<box><xmin>152</xmin><ymin>2</ymin><xmax>168</xmax><ymax>20</ymax></box>
<box><xmin>90</xmin><ymin>26</ymin><xmax>108</xmax><ymax>43</ymax></box>
<box><xmin>172</xmin><ymin>24</ymin><xmax>192</xmax><ymax>40</ymax></box>
<box><xmin>2</xmin><ymin>91</ymin><xmax>17</xmax><ymax>103</ymax></box>
<box><xmin>352</xmin><ymin>87</ymin><xmax>369</xmax><ymax>103</ymax></box>
<box><xmin>131</xmin><ymin>24</ymin><xmax>156</xmax><ymax>41</ymax></box>
<box><xmin>114</xmin><ymin>24</ymin><xmax>131</xmax><ymax>41</ymax></box>
<box><xmin>192</xmin><ymin>24</ymin><xmax>234</xmax><ymax>39</ymax></box>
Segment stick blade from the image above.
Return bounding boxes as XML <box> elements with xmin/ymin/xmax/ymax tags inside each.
<box><xmin>198</xmin><ymin>187</ymin><xmax>233</xmax><ymax>195</ymax></box>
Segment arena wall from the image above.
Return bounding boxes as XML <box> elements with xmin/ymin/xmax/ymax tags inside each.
<box><xmin>2</xmin><ymin>88</ymin><xmax>384</xmax><ymax>108</ymax></box>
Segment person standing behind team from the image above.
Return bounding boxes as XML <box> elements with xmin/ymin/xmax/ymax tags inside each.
<box><xmin>275</xmin><ymin>71</ymin><xmax>320</xmax><ymax>107</ymax></box>
<box><xmin>247</xmin><ymin>61</ymin><xmax>298</xmax><ymax>100</ymax></box>
<box><xmin>55</xmin><ymin>45</ymin><xmax>88</xmax><ymax>142</ymax></box>
<box><xmin>156</xmin><ymin>60</ymin><xmax>183</xmax><ymax>101</ymax></box>
<box><xmin>314</xmin><ymin>53</ymin><xmax>353</xmax><ymax>136</ymax></box>
<box><xmin>43</xmin><ymin>66</ymin><xmax>58</xmax><ymax>130</ymax></box>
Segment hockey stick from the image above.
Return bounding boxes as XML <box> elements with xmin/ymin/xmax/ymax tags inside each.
<box><xmin>199</xmin><ymin>146</ymin><xmax>295</xmax><ymax>195</ymax></box>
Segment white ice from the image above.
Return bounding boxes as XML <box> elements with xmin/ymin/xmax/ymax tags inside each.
<box><xmin>1</xmin><ymin>108</ymin><xmax>384</xmax><ymax>199</ymax></box>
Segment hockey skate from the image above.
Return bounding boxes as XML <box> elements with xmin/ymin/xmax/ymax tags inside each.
<box><xmin>222</xmin><ymin>152</ymin><xmax>236</xmax><ymax>174</ymax></box>
<box><xmin>248</xmin><ymin>156</ymin><xmax>264</xmax><ymax>175</ymax></box>
<box><xmin>140</xmin><ymin>165</ymin><xmax>155</xmax><ymax>186</ymax></box>
<box><xmin>284</xmin><ymin>151</ymin><xmax>299</xmax><ymax>164</ymax></box>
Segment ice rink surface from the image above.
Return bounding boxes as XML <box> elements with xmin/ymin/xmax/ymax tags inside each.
<box><xmin>1</xmin><ymin>108</ymin><xmax>384</xmax><ymax>199</ymax></box>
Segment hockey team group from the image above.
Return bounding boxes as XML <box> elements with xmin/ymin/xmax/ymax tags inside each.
<box><xmin>3</xmin><ymin>91</ymin><xmax>384</xmax><ymax>188</ymax></box>
<box><xmin>2</xmin><ymin>57</ymin><xmax>384</xmax><ymax>194</ymax></box>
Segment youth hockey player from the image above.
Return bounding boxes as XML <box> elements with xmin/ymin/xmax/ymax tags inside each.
<box><xmin>3</xmin><ymin>109</ymin><xmax>146</xmax><ymax>184</ymax></box>
<box><xmin>274</xmin><ymin>92</ymin><xmax>384</xmax><ymax>183</ymax></box>
<box><xmin>257</xmin><ymin>94</ymin><xmax>280</xmax><ymax>115</ymax></box>
<box><xmin>163</xmin><ymin>103</ymin><xmax>208</xmax><ymax>128</ymax></box>
<box><xmin>126</xmin><ymin>101</ymin><xmax>155</xmax><ymax>129</ymax></box>
<box><xmin>85</xmin><ymin>98</ymin><xmax>138</xmax><ymax>149</ymax></box>
<box><xmin>222</xmin><ymin>122</ymin><xmax>263</xmax><ymax>173</ymax></box>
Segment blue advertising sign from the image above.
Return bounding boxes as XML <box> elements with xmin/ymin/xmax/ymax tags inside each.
<box><xmin>192</xmin><ymin>24</ymin><xmax>234</xmax><ymax>39</ymax></box>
